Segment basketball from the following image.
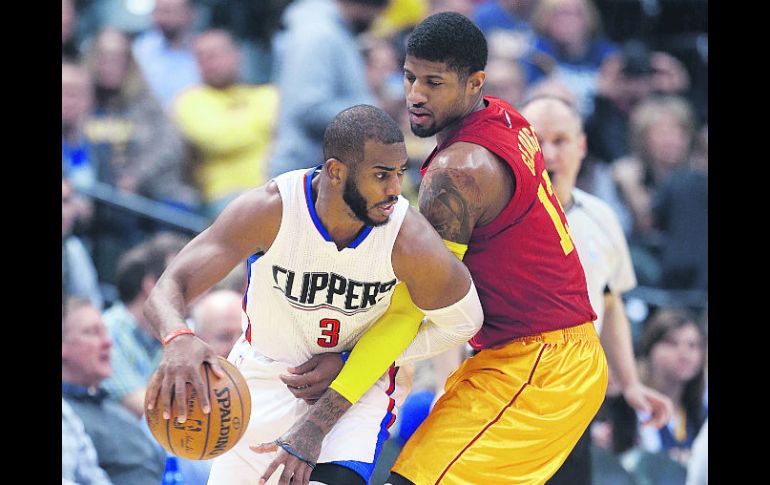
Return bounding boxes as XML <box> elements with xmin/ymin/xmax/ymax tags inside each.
<box><xmin>145</xmin><ymin>356</ymin><xmax>251</xmax><ymax>460</ymax></box>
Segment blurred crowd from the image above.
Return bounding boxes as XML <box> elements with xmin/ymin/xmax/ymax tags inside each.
<box><xmin>62</xmin><ymin>1</ymin><xmax>707</xmax><ymax>484</ymax></box>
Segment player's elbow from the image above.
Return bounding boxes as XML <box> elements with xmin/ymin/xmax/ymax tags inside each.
<box><xmin>423</xmin><ymin>280</ymin><xmax>484</xmax><ymax>342</ymax></box>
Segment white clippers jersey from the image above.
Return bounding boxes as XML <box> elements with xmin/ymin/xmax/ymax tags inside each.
<box><xmin>242</xmin><ymin>166</ymin><xmax>410</xmax><ymax>366</ymax></box>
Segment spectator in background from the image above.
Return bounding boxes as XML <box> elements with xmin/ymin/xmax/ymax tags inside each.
<box><xmin>585</xmin><ymin>40</ymin><xmax>691</xmax><ymax>164</ymax></box>
<box><xmin>483</xmin><ymin>55</ymin><xmax>527</xmax><ymax>107</ymax></box>
<box><xmin>685</xmin><ymin>418</ymin><xmax>707</xmax><ymax>485</ymax></box>
<box><xmin>190</xmin><ymin>289</ymin><xmax>244</xmax><ymax>358</ymax></box>
<box><xmin>62</xmin><ymin>298</ymin><xmax>166</xmax><ymax>485</ymax></box>
<box><xmin>522</xmin><ymin>0</ymin><xmax>618</xmax><ymax>118</ymax></box>
<box><xmin>474</xmin><ymin>0</ymin><xmax>537</xmax><ymax>61</ymax></box>
<box><xmin>204</xmin><ymin>0</ymin><xmax>293</xmax><ymax>84</ymax></box>
<box><xmin>172</xmin><ymin>29</ymin><xmax>279</xmax><ymax>218</ymax></box>
<box><xmin>652</xmin><ymin>135</ymin><xmax>708</xmax><ymax>291</ymax></box>
<box><xmin>63</xmin><ymin>0</ymin><xmax>81</xmax><ymax>59</ymax></box>
<box><xmin>100</xmin><ymin>232</ymin><xmax>190</xmax><ymax>418</ymax></box>
<box><xmin>268</xmin><ymin>0</ymin><xmax>387</xmax><ymax>177</ymax></box>
<box><xmin>362</xmin><ymin>34</ymin><xmax>403</xmax><ymax>122</ymax></box>
<box><xmin>132</xmin><ymin>0</ymin><xmax>201</xmax><ymax>110</ymax></box>
<box><xmin>637</xmin><ymin>308</ymin><xmax>707</xmax><ymax>467</ymax></box>
<box><xmin>62</xmin><ymin>398</ymin><xmax>115</xmax><ymax>485</ymax></box>
<box><xmin>611</xmin><ymin>95</ymin><xmax>699</xmax><ymax>285</ymax></box>
<box><xmin>63</xmin><ymin>176</ymin><xmax>103</xmax><ymax>310</ymax></box>
<box><xmin>82</xmin><ymin>26</ymin><xmax>199</xmax><ymax>211</ymax></box>
<box><xmin>63</xmin><ymin>60</ymin><xmax>108</xmax><ymax>192</ymax></box>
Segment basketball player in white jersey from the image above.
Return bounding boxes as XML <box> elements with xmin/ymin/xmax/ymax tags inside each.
<box><xmin>143</xmin><ymin>105</ymin><xmax>484</xmax><ymax>485</ymax></box>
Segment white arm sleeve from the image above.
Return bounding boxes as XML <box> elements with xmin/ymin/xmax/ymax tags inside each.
<box><xmin>395</xmin><ymin>280</ymin><xmax>483</xmax><ymax>367</ymax></box>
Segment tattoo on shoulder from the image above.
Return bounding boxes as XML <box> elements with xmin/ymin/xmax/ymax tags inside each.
<box><xmin>419</xmin><ymin>169</ymin><xmax>479</xmax><ymax>242</ymax></box>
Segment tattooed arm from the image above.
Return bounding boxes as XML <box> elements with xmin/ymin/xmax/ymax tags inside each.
<box><xmin>251</xmin><ymin>388</ymin><xmax>351</xmax><ymax>485</ymax></box>
<box><xmin>418</xmin><ymin>141</ymin><xmax>515</xmax><ymax>242</ymax></box>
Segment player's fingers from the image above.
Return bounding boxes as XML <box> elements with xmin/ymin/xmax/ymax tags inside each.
<box><xmin>145</xmin><ymin>371</ymin><xmax>162</xmax><ymax>411</ymax></box>
<box><xmin>206</xmin><ymin>356</ymin><xmax>226</xmax><ymax>380</ymax></box>
<box><xmin>250</xmin><ymin>442</ymin><xmax>279</xmax><ymax>454</ymax></box>
<box><xmin>173</xmin><ymin>378</ymin><xmax>188</xmax><ymax>423</ymax></box>
<box><xmin>278</xmin><ymin>456</ymin><xmax>299</xmax><ymax>485</ymax></box>
<box><xmin>287</xmin><ymin>355</ymin><xmax>319</xmax><ymax>375</ymax></box>
<box><xmin>279</xmin><ymin>373</ymin><xmax>312</xmax><ymax>388</ymax></box>
<box><xmin>298</xmin><ymin>461</ymin><xmax>313</xmax><ymax>485</ymax></box>
<box><xmin>188</xmin><ymin>366</ymin><xmax>211</xmax><ymax>414</ymax></box>
<box><xmin>257</xmin><ymin>456</ymin><xmax>284</xmax><ymax>485</ymax></box>
<box><xmin>159</xmin><ymin>374</ymin><xmax>175</xmax><ymax>420</ymax></box>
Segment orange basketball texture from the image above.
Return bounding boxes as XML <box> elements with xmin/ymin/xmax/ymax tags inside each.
<box><xmin>145</xmin><ymin>356</ymin><xmax>251</xmax><ymax>460</ymax></box>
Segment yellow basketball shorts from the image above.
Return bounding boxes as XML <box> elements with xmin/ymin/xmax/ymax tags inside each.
<box><xmin>391</xmin><ymin>322</ymin><xmax>608</xmax><ymax>485</ymax></box>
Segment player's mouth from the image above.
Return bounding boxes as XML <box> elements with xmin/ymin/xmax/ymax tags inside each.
<box><xmin>408</xmin><ymin>108</ymin><xmax>432</xmax><ymax>125</ymax></box>
<box><xmin>376</xmin><ymin>201</ymin><xmax>396</xmax><ymax>216</ymax></box>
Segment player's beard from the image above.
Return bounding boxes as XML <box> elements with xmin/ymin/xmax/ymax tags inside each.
<box><xmin>409</xmin><ymin>96</ymin><xmax>468</xmax><ymax>138</ymax></box>
<box><xmin>343</xmin><ymin>176</ymin><xmax>393</xmax><ymax>227</ymax></box>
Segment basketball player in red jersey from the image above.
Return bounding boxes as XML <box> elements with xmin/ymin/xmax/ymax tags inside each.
<box><xmin>270</xmin><ymin>11</ymin><xmax>609</xmax><ymax>484</ymax></box>
<box><xmin>383</xmin><ymin>12</ymin><xmax>609</xmax><ymax>484</ymax></box>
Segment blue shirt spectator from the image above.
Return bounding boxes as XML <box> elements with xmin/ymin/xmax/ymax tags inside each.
<box><xmin>268</xmin><ymin>0</ymin><xmax>381</xmax><ymax>176</ymax></box>
<box><xmin>132</xmin><ymin>0</ymin><xmax>201</xmax><ymax>109</ymax></box>
<box><xmin>62</xmin><ymin>398</ymin><xmax>115</xmax><ymax>485</ymax></box>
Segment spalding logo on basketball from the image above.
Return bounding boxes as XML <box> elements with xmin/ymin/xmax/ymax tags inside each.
<box><xmin>145</xmin><ymin>356</ymin><xmax>251</xmax><ymax>460</ymax></box>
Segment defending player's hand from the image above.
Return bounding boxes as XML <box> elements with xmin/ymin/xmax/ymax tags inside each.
<box><xmin>280</xmin><ymin>353</ymin><xmax>344</xmax><ymax>404</ymax></box>
<box><xmin>251</xmin><ymin>426</ymin><xmax>322</xmax><ymax>485</ymax></box>
<box><xmin>145</xmin><ymin>335</ymin><xmax>225</xmax><ymax>423</ymax></box>
<box><xmin>623</xmin><ymin>381</ymin><xmax>674</xmax><ymax>429</ymax></box>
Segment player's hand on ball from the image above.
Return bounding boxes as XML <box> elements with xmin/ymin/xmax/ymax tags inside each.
<box><xmin>146</xmin><ymin>335</ymin><xmax>224</xmax><ymax>423</ymax></box>
<box><xmin>280</xmin><ymin>352</ymin><xmax>344</xmax><ymax>404</ymax></box>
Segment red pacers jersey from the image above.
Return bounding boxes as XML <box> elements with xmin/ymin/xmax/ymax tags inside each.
<box><xmin>420</xmin><ymin>97</ymin><xmax>596</xmax><ymax>349</ymax></box>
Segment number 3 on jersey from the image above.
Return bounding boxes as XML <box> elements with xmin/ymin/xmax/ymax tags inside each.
<box><xmin>318</xmin><ymin>318</ymin><xmax>340</xmax><ymax>347</ymax></box>
<box><xmin>537</xmin><ymin>169</ymin><xmax>574</xmax><ymax>256</ymax></box>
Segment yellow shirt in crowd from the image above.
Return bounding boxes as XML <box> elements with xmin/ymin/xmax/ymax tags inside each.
<box><xmin>173</xmin><ymin>84</ymin><xmax>280</xmax><ymax>204</ymax></box>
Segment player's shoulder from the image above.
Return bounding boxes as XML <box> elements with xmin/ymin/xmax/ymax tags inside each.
<box><xmin>431</xmin><ymin>141</ymin><xmax>503</xmax><ymax>179</ymax></box>
<box><xmin>393</xmin><ymin>205</ymin><xmax>444</xmax><ymax>254</ymax></box>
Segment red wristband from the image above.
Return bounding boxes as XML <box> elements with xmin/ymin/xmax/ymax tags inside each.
<box><xmin>162</xmin><ymin>327</ymin><xmax>196</xmax><ymax>346</ymax></box>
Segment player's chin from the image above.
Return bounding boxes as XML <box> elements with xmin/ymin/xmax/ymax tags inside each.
<box><xmin>366</xmin><ymin>211</ymin><xmax>391</xmax><ymax>227</ymax></box>
<box><xmin>410</xmin><ymin>122</ymin><xmax>437</xmax><ymax>138</ymax></box>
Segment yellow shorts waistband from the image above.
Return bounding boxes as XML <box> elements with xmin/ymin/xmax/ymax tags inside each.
<box><xmin>509</xmin><ymin>321</ymin><xmax>598</xmax><ymax>344</ymax></box>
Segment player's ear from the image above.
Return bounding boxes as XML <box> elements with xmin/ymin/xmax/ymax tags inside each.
<box><xmin>467</xmin><ymin>70</ymin><xmax>485</xmax><ymax>95</ymax></box>
<box><xmin>324</xmin><ymin>158</ymin><xmax>347</xmax><ymax>186</ymax></box>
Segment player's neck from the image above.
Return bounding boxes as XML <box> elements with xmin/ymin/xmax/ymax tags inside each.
<box><xmin>313</xmin><ymin>174</ymin><xmax>367</xmax><ymax>250</ymax></box>
<box><xmin>436</xmin><ymin>94</ymin><xmax>486</xmax><ymax>146</ymax></box>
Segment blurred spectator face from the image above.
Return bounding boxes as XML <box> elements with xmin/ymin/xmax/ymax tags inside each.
<box><xmin>648</xmin><ymin>322</ymin><xmax>705</xmax><ymax>385</ymax></box>
<box><xmin>343</xmin><ymin>1</ymin><xmax>388</xmax><ymax>35</ymax></box>
<box><xmin>94</xmin><ymin>28</ymin><xmax>131</xmax><ymax>91</ymax></box>
<box><xmin>62</xmin><ymin>302</ymin><xmax>113</xmax><ymax>387</ymax></box>
<box><xmin>483</xmin><ymin>57</ymin><xmax>526</xmax><ymax>106</ymax></box>
<box><xmin>194</xmin><ymin>31</ymin><xmax>241</xmax><ymax>89</ymax></box>
<box><xmin>62</xmin><ymin>0</ymin><xmax>75</xmax><ymax>44</ymax></box>
<box><xmin>153</xmin><ymin>0</ymin><xmax>193</xmax><ymax>40</ymax></box>
<box><xmin>365</xmin><ymin>38</ymin><xmax>399</xmax><ymax>91</ymax></box>
<box><xmin>62</xmin><ymin>178</ymin><xmax>77</xmax><ymax>238</ymax></box>
<box><xmin>540</xmin><ymin>0</ymin><xmax>592</xmax><ymax>46</ymax></box>
<box><xmin>521</xmin><ymin>97</ymin><xmax>586</xmax><ymax>191</ymax></box>
<box><xmin>645</xmin><ymin>111</ymin><xmax>692</xmax><ymax>169</ymax></box>
<box><xmin>193</xmin><ymin>290</ymin><xmax>244</xmax><ymax>358</ymax></box>
<box><xmin>62</xmin><ymin>63</ymin><xmax>93</xmax><ymax>127</ymax></box>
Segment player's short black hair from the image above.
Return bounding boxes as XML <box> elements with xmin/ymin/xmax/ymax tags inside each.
<box><xmin>323</xmin><ymin>104</ymin><xmax>404</xmax><ymax>166</ymax></box>
<box><xmin>406</xmin><ymin>11</ymin><xmax>488</xmax><ymax>78</ymax></box>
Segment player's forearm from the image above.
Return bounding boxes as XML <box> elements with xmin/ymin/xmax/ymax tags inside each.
<box><xmin>293</xmin><ymin>388</ymin><xmax>352</xmax><ymax>444</ymax></box>
<box><xmin>329</xmin><ymin>282</ymin><xmax>423</xmax><ymax>404</ymax></box>
<box><xmin>599</xmin><ymin>293</ymin><xmax>640</xmax><ymax>388</ymax></box>
<box><xmin>143</xmin><ymin>275</ymin><xmax>193</xmax><ymax>341</ymax></box>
